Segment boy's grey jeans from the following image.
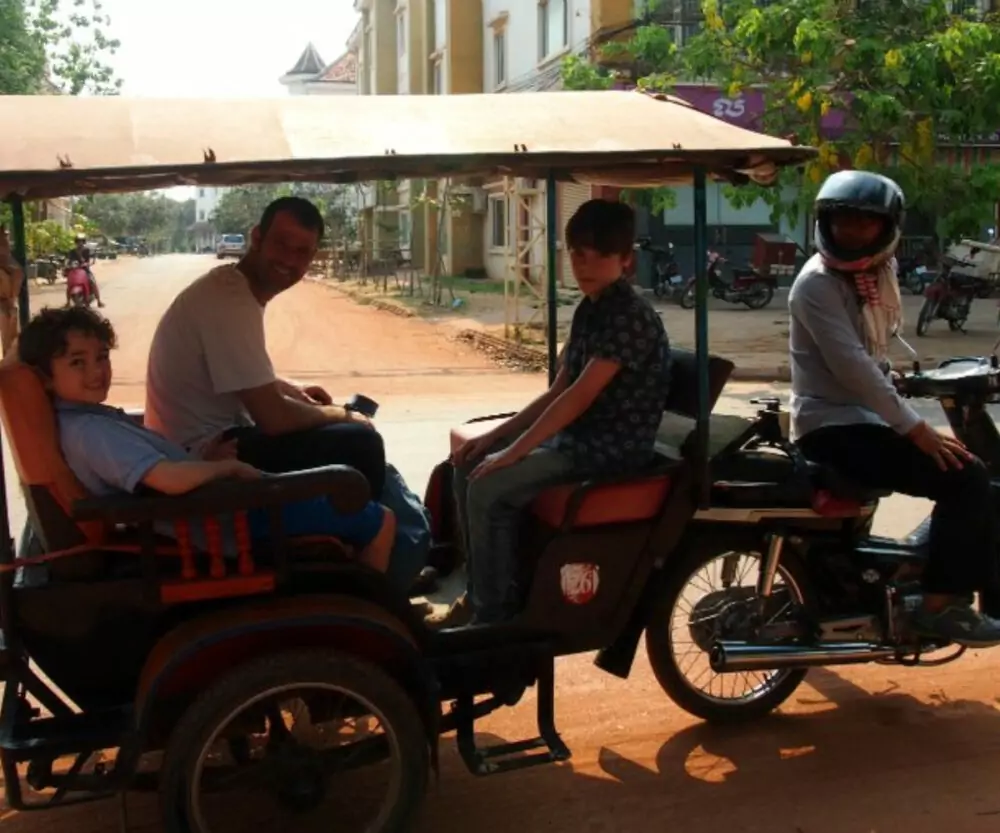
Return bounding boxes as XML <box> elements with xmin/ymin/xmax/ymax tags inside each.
<box><xmin>453</xmin><ymin>435</ymin><xmax>576</xmax><ymax>622</ymax></box>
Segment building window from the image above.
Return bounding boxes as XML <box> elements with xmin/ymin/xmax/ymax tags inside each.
<box><xmin>433</xmin><ymin>0</ymin><xmax>447</xmax><ymax>51</ymax></box>
<box><xmin>398</xmin><ymin>210</ymin><xmax>412</xmax><ymax>249</ymax></box>
<box><xmin>680</xmin><ymin>23</ymin><xmax>701</xmax><ymax>45</ymax></box>
<box><xmin>198</xmin><ymin>209</ymin><xmax>205</xmax><ymax>221</ymax></box>
<box><xmin>493</xmin><ymin>30</ymin><xmax>507</xmax><ymax>88</ymax></box>
<box><xmin>198</xmin><ymin>188</ymin><xmax>205</xmax><ymax>198</ymax></box>
<box><xmin>489</xmin><ymin>195</ymin><xmax>508</xmax><ymax>248</ymax></box>
<box><xmin>538</xmin><ymin>0</ymin><xmax>568</xmax><ymax>61</ymax></box>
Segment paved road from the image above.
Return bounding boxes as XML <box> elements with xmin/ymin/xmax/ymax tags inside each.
<box><xmin>4</xmin><ymin>254</ymin><xmax>1000</xmax><ymax>833</ymax></box>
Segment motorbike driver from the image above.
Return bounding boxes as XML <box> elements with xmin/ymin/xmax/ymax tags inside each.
<box><xmin>789</xmin><ymin>170</ymin><xmax>1000</xmax><ymax>647</ymax></box>
<box><xmin>65</xmin><ymin>235</ymin><xmax>105</xmax><ymax>308</ymax></box>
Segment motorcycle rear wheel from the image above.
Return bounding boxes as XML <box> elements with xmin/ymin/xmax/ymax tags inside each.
<box><xmin>645</xmin><ymin>537</ymin><xmax>813</xmax><ymax>724</ymax></box>
<box><xmin>743</xmin><ymin>282</ymin><xmax>774</xmax><ymax>310</ymax></box>
<box><xmin>679</xmin><ymin>281</ymin><xmax>696</xmax><ymax>310</ymax></box>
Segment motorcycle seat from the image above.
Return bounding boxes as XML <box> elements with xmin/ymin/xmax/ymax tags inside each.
<box><xmin>803</xmin><ymin>461</ymin><xmax>892</xmax><ymax>503</ymax></box>
<box><xmin>708</xmin><ymin>449</ymin><xmax>890</xmax><ymax>514</ymax></box>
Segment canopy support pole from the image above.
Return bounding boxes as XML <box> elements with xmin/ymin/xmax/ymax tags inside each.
<box><xmin>0</xmin><ymin>198</ymin><xmax>22</xmax><ymax>635</ymax></box>
<box><xmin>10</xmin><ymin>198</ymin><xmax>29</xmax><ymax>330</ymax></box>
<box><xmin>692</xmin><ymin>167</ymin><xmax>710</xmax><ymax>507</ymax></box>
<box><xmin>545</xmin><ymin>172</ymin><xmax>559</xmax><ymax>384</ymax></box>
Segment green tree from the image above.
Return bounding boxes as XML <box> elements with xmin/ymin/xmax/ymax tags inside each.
<box><xmin>565</xmin><ymin>0</ymin><xmax>1000</xmax><ymax>241</ymax></box>
<box><xmin>25</xmin><ymin>219</ymin><xmax>74</xmax><ymax>259</ymax></box>
<box><xmin>75</xmin><ymin>192</ymin><xmax>186</xmax><ymax>249</ymax></box>
<box><xmin>0</xmin><ymin>0</ymin><xmax>47</xmax><ymax>93</ymax></box>
<box><xmin>213</xmin><ymin>184</ymin><xmax>356</xmax><ymax>242</ymax></box>
<box><xmin>0</xmin><ymin>0</ymin><xmax>121</xmax><ymax>95</ymax></box>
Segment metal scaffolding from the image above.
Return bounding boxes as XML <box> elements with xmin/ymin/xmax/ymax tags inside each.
<box><xmin>502</xmin><ymin>176</ymin><xmax>548</xmax><ymax>342</ymax></box>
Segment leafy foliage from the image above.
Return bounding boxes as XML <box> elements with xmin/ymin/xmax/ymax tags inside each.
<box><xmin>564</xmin><ymin>0</ymin><xmax>1000</xmax><ymax>241</ymax></box>
<box><xmin>74</xmin><ymin>192</ymin><xmax>197</xmax><ymax>251</ymax></box>
<box><xmin>24</xmin><ymin>219</ymin><xmax>74</xmax><ymax>259</ymax></box>
<box><xmin>0</xmin><ymin>0</ymin><xmax>47</xmax><ymax>93</ymax></box>
<box><xmin>0</xmin><ymin>0</ymin><xmax>121</xmax><ymax>95</ymax></box>
<box><xmin>212</xmin><ymin>184</ymin><xmax>357</xmax><ymax>243</ymax></box>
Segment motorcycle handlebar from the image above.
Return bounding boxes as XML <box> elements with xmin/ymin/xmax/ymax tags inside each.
<box><xmin>893</xmin><ymin>356</ymin><xmax>1000</xmax><ymax>399</ymax></box>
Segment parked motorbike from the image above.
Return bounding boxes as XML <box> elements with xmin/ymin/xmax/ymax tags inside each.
<box><xmin>897</xmin><ymin>255</ymin><xmax>932</xmax><ymax>295</ymax></box>
<box><xmin>648</xmin><ymin>337</ymin><xmax>1000</xmax><ymax>724</ymax></box>
<box><xmin>634</xmin><ymin>236</ymin><xmax>684</xmax><ymax>300</ymax></box>
<box><xmin>915</xmin><ymin>255</ymin><xmax>987</xmax><ymax>335</ymax></box>
<box><xmin>64</xmin><ymin>265</ymin><xmax>93</xmax><ymax>308</ymax></box>
<box><xmin>678</xmin><ymin>250</ymin><xmax>777</xmax><ymax>310</ymax></box>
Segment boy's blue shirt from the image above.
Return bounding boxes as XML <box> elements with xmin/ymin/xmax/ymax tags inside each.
<box><xmin>55</xmin><ymin>398</ymin><xmax>191</xmax><ymax>497</ymax></box>
<box><xmin>55</xmin><ymin>398</ymin><xmax>233</xmax><ymax>550</ymax></box>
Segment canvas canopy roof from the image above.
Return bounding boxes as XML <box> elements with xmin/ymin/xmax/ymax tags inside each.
<box><xmin>0</xmin><ymin>90</ymin><xmax>815</xmax><ymax>200</ymax></box>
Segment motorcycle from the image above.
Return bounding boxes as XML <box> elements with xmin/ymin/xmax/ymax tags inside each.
<box><xmin>678</xmin><ymin>250</ymin><xmax>777</xmax><ymax>310</ymax></box>
<box><xmin>897</xmin><ymin>255</ymin><xmax>932</xmax><ymax>295</ymax></box>
<box><xmin>648</xmin><ymin>337</ymin><xmax>1000</xmax><ymax>725</ymax></box>
<box><xmin>915</xmin><ymin>255</ymin><xmax>991</xmax><ymax>336</ymax></box>
<box><xmin>634</xmin><ymin>236</ymin><xmax>684</xmax><ymax>300</ymax></box>
<box><xmin>64</xmin><ymin>265</ymin><xmax>93</xmax><ymax>308</ymax></box>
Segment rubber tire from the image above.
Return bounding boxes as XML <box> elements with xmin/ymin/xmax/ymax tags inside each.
<box><xmin>743</xmin><ymin>282</ymin><xmax>774</xmax><ymax>310</ymax></box>
<box><xmin>916</xmin><ymin>299</ymin><xmax>936</xmax><ymax>337</ymax></box>
<box><xmin>679</xmin><ymin>280</ymin><xmax>696</xmax><ymax>309</ymax></box>
<box><xmin>159</xmin><ymin>650</ymin><xmax>429</xmax><ymax>833</ymax></box>
<box><xmin>645</xmin><ymin>540</ymin><xmax>813</xmax><ymax>725</ymax></box>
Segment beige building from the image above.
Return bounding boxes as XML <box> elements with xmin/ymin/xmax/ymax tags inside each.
<box><xmin>348</xmin><ymin>0</ymin><xmax>634</xmax><ymax>281</ymax></box>
<box><xmin>479</xmin><ymin>0</ymin><xmax>634</xmax><ymax>286</ymax></box>
<box><xmin>280</xmin><ymin>42</ymin><xmax>358</xmax><ymax>96</ymax></box>
<box><xmin>352</xmin><ymin>0</ymin><xmax>485</xmax><ymax>276</ymax></box>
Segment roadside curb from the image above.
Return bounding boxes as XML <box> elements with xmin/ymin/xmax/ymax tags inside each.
<box><xmin>315</xmin><ymin>275</ymin><xmax>794</xmax><ymax>383</ymax></box>
<box><xmin>730</xmin><ymin>366</ymin><xmax>791</xmax><ymax>383</ymax></box>
<box><xmin>454</xmin><ymin>329</ymin><xmax>548</xmax><ymax>372</ymax></box>
<box><xmin>306</xmin><ymin>275</ymin><xmax>416</xmax><ymax>318</ymax></box>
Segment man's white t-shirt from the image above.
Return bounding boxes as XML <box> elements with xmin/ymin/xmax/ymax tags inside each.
<box><xmin>145</xmin><ymin>265</ymin><xmax>276</xmax><ymax>452</ymax></box>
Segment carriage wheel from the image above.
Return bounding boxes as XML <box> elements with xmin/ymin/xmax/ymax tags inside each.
<box><xmin>159</xmin><ymin>650</ymin><xmax>429</xmax><ymax>833</ymax></box>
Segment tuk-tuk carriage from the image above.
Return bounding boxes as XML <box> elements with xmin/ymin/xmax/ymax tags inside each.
<box><xmin>0</xmin><ymin>90</ymin><xmax>816</xmax><ymax>832</ymax></box>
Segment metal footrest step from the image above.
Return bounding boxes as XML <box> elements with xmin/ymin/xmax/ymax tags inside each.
<box><xmin>452</xmin><ymin>658</ymin><xmax>570</xmax><ymax>776</ymax></box>
<box><xmin>0</xmin><ymin>705</ymin><xmax>131</xmax><ymax>756</ymax></box>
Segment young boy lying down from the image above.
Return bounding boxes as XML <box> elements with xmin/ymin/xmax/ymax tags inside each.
<box><xmin>17</xmin><ymin>306</ymin><xmax>395</xmax><ymax>569</ymax></box>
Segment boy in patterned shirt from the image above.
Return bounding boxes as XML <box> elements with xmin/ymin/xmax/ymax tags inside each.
<box><xmin>439</xmin><ymin>199</ymin><xmax>671</xmax><ymax>626</ymax></box>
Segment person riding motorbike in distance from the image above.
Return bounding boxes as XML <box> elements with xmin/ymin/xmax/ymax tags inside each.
<box><xmin>789</xmin><ymin>170</ymin><xmax>1000</xmax><ymax>647</ymax></box>
<box><xmin>66</xmin><ymin>234</ymin><xmax>105</xmax><ymax>308</ymax></box>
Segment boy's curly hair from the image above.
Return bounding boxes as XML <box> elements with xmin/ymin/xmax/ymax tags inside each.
<box><xmin>17</xmin><ymin>306</ymin><xmax>117</xmax><ymax>376</ymax></box>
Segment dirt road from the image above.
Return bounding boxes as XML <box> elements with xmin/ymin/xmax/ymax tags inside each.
<box><xmin>338</xmin><ymin>273</ymin><xmax>1000</xmax><ymax>377</ymax></box>
<box><xmin>5</xmin><ymin>255</ymin><xmax>1000</xmax><ymax>833</ymax></box>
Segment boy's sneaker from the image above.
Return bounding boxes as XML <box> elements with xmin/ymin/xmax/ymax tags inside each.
<box><xmin>425</xmin><ymin>593</ymin><xmax>472</xmax><ymax>629</ymax></box>
<box><xmin>911</xmin><ymin>604</ymin><xmax>1000</xmax><ymax>647</ymax></box>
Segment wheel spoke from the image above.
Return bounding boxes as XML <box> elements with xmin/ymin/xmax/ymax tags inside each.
<box><xmin>666</xmin><ymin>549</ymin><xmax>806</xmax><ymax>707</ymax></box>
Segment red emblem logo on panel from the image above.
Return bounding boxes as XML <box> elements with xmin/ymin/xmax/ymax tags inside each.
<box><xmin>560</xmin><ymin>563</ymin><xmax>600</xmax><ymax>605</ymax></box>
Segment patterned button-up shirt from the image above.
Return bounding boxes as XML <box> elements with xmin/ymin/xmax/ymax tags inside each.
<box><xmin>557</xmin><ymin>278</ymin><xmax>671</xmax><ymax>472</ymax></box>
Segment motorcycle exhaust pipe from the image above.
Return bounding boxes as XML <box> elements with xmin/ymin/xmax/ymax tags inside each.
<box><xmin>710</xmin><ymin>641</ymin><xmax>896</xmax><ymax>673</ymax></box>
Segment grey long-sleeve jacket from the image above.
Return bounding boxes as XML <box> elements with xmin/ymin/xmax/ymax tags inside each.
<box><xmin>788</xmin><ymin>254</ymin><xmax>921</xmax><ymax>442</ymax></box>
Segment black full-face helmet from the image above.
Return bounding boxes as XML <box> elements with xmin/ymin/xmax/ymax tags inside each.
<box><xmin>814</xmin><ymin>170</ymin><xmax>905</xmax><ymax>267</ymax></box>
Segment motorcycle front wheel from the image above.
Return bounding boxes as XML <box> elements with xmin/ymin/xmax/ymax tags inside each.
<box><xmin>743</xmin><ymin>281</ymin><xmax>774</xmax><ymax>310</ymax></box>
<box><xmin>916</xmin><ymin>298</ymin><xmax>937</xmax><ymax>337</ymax></box>
<box><xmin>679</xmin><ymin>280</ymin><xmax>696</xmax><ymax>309</ymax></box>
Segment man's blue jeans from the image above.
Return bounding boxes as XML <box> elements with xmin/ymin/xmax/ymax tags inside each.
<box><xmin>453</xmin><ymin>437</ymin><xmax>575</xmax><ymax>622</ymax></box>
